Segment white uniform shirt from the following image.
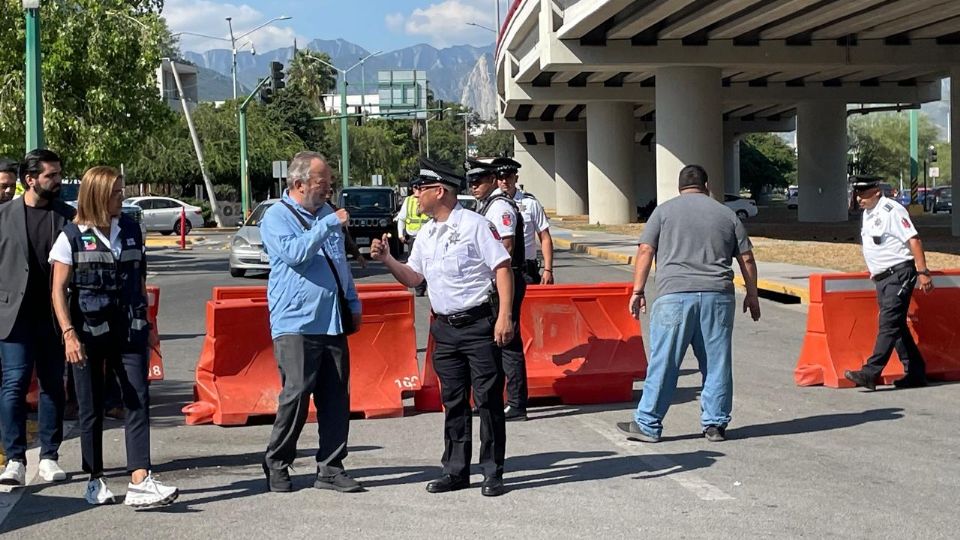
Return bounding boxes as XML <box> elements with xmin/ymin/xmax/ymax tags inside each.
<box><xmin>480</xmin><ymin>195</ymin><xmax>519</xmax><ymax>241</ymax></box>
<box><xmin>511</xmin><ymin>190</ymin><xmax>549</xmax><ymax>260</ymax></box>
<box><xmin>407</xmin><ymin>204</ymin><xmax>510</xmax><ymax>315</ymax></box>
<box><xmin>861</xmin><ymin>196</ymin><xmax>917</xmax><ymax>276</ymax></box>
<box><xmin>49</xmin><ymin>218</ymin><xmax>124</xmax><ymax>264</ymax></box>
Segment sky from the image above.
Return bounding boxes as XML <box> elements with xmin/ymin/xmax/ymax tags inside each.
<box><xmin>164</xmin><ymin>0</ymin><xmax>507</xmax><ymax>53</ymax></box>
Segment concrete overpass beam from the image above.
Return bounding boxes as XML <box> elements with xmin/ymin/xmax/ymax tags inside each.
<box><xmin>587</xmin><ymin>102</ymin><xmax>635</xmax><ymax>224</ymax></box>
<box><xmin>797</xmin><ymin>101</ymin><xmax>848</xmax><ymax>222</ymax></box>
<box><xmin>655</xmin><ymin>66</ymin><xmax>724</xmax><ymax>203</ymax></box>
<box><xmin>514</xmin><ymin>136</ymin><xmax>557</xmax><ymax>210</ymax></box>
<box><xmin>555</xmin><ymin>131</ymin><xmax>588</xmax><ymax>215</ymax></box>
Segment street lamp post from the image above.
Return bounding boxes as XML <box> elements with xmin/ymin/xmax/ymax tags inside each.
<box><xmin>304</xmin><ymin>51</ymin><xmax>382</xmax><ymax>187</ymax></box>
<box><xmin>226</xmin><ymin>15</ymin><xmax>290</xmax><ymax>100</ymax></box>
<box><xmin>23</xmin><ymin>0</ymin><xmax>44</xmax><ymax>151</ymax></box>
<box><xmin>456</xmin><ymin>112</ymin><xmax>471</xmax><ymax>162</ymax></box>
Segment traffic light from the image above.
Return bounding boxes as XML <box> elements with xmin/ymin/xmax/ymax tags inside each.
<box><xmin>355</xmin><ymin>106</ymin><xmax>363</xmax><ymax>126</ymax></box>
<box><xmin>928</xmin><ymin>145</ymin><xmax>938</xmax><ymax>163</ymax></box>
<box><xmin>257</xmin><ymin>78</ymin><xmax>272</xmax><ymax>104</ymax></box>
<box><xmin>269</xmin><ymin>61</ymin><xmax>285</xmax><ymax>93</ymax></box>
<box><xmin>437</xmin><ymin>100</ymin><xmax>445</xmax><ymax>120</ymax></box>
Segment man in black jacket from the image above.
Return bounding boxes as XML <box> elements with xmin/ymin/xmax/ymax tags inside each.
<box><xmin>0</xmin><ymin>149</ymin><xmax>75</xmax><ymax>486</ymax></box>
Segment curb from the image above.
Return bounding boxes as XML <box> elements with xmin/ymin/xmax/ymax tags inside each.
<box><xmin>555</xmin><ymin>237</ymin><xmax>809</xmax><ymax>304</ymax></box>
<box><xmin>145</xmin><ymin>236</ymin><xmax>205</xmax><ymax>248</ymax></box>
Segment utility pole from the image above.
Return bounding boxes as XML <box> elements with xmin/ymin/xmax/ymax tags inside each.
<box><xmin>23</xmin><ymin>0</ymin><xmax>44</xmax><ymax>151</ymax></box>
<box><xmin>226</xmin><ymin>17</ymin><xmax>238</xmax><ymax>101</ymax></box>
<box><xmin>909</xmin><ymin>109</ymin><xmax>920</xmax><ymax>213</ymax></box>
<box><xmin>239</xmin><ymin>78</ymin><xmax>270</xmax><ymax>218</ymax></box>
<box><xmin>166</xmin><ymin>59</ymin><xmax>224</xmax><ymax>227</ymax></box>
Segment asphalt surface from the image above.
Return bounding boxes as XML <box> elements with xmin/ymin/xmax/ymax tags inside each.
<box><xmin>1</xmin><ymin>230</ymin><xmax>958</xmax><ymax>539</ymax></box>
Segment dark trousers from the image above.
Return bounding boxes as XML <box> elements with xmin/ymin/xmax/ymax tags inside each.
<box><xmin>0</xmin><ymin>322</ymin><xmax>64</xmax><ymax>463</ymax></box>
<box><xmin>265</xmin><ymin>334</ymin><xmax>350</xmax><ymax>477</ymax></box>
<box><xmin>72</xmin><ymin>336</ymin><xmax>151</xmax><ymax>475</ymax></box>
<box><xmin>503</xmin><ymin>272</ymin><xmax>528</xmax><ymax>409</ymax></box>
<box><xmin>861</xmin><ymin>265</ymin><xmax>926</xmax><ymax>380</ymax></box>
<box><xmin>431</xmin><ymin>315</ymin><xmax>506</xmax><ymax>479</ymax></box>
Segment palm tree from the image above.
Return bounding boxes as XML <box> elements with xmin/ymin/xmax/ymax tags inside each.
<box><xmin>286</xmin><ymin>50</ymin><xmax>338</xmax><ymax>111</ymax></box>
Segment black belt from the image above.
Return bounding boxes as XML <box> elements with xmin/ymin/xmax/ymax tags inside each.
<box><xmin>434</xmin><ymin>303</ymin><xmax>491</xmax><ymax>328</ymax></box>
<box><xmin>872</xmin><ymin>260</ymin><xmax>915</xmax><ymax>282</ymax></box>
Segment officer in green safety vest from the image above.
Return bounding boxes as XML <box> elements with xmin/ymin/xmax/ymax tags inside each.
<box><xmin>396</xmin><ymin>188</ymin><xmax>429</xmax><ymax>296</ymax></box>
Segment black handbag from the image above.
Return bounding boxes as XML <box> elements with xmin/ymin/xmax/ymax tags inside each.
<box><xmin>280</xmin><ymin>200</ymin><xmax>358</xmax><ymax>336</ymax></box>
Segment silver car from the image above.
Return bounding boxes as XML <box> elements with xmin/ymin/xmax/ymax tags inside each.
<box><xmin>229</xmin><ymin>199</ymin><xmax>277</xmax><ymax>278</ymax></box>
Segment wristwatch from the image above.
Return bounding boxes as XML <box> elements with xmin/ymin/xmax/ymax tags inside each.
<box><xmin>917</xmin><ymin>268</ymin><xmax>931</xmax><ymax>276</ymax></box>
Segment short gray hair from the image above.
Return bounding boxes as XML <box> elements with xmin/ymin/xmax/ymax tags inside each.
<box><xmin>286</xmin><ymin>151</ymin><xmax>327</xmax><ymax>189</ymax></box>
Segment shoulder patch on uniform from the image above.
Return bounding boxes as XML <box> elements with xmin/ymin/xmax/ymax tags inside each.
<box><xmin>488</xmin><ymin>222</ymin><xmax>501</xmax><ymax>240</ymax></box>
<box><xmin>901</xmin><ymin>217</ymin><xmax>912</xmax><ymax>228</ymax></box>
<box><xmin>883</xmin><ymin>202</ymin><xmax>894</xmax><ymax>212</ymax></box>
<box><xmin>501</xmin><ymin>212</ymin><xmax>513</xmax><ymax>226</ymax></box>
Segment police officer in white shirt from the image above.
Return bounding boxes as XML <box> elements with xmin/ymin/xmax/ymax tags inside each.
<box><xmin>370</xmin><ymin>160</ymin><xmax>514</xmax><ymax>497</ymax></box>
<box><xmin>468</xmin><ymin>160</ymin><xmax>530</xmax><ymax>422</ymax></box>
<box><xmin>492</xmin><ymin>157</ymin><xmax>555</xmax><ymax>285</ymax></box>
<box><xmin>844</xmin><ymin>177</ymin><xmax>934</xmax><ymax>391</ymax></box>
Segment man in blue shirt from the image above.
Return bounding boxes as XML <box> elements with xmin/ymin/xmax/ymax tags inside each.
<box><xmin>259</xmin><ymin>151</ymin><xmax>363</xmax><ymax>493</ymax></box>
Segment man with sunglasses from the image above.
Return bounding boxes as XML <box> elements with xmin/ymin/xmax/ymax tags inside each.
<box><xmin>467</xmin><ymin>160</ymin><xmax>529</xmax><ymax>422</ymax></box>
<box><xmin>370</xmin><ymin>159</ymin><xmax>514</xmax><ymax>497</ymax></box>
<box><xmin>492</xmin><ymin>157</ymin><xmax>554</xmax><ymax>286</ymax></box>
<box><xmin>844</xmin><ymin>177</ymin><xmax>933</xmax><ymax>391</ymax></box>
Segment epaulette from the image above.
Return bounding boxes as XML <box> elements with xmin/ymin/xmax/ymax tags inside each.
<box><xmin>520</xmin><ymin>192</ymin><xmax>537</xmax><ymax>201</ymax></box>
<box><xmin>882</xmin><ymin>202</ymin><xmax>894</xmax><ymax>212</ymax></box>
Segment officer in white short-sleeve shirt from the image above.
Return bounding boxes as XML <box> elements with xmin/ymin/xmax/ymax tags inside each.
<box><xmin>369</xmin><ymin>159</ymin><xmax>514</xmax><ymax>497</ymax></box>
<box><xmin>844</xmin><ymin>177</ymin><xmax>934</xmax><ymax>391</ymax></box>
<box><xmin>491</xmin><ymin>157</ymin><xmax>554</xmax><ymax>285</ymax></box>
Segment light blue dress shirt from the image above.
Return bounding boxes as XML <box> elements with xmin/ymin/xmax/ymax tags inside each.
<box><xmin>259</xmin><ymin>191</ymin><xmax>361</xmax><ymax>338</ymax></box>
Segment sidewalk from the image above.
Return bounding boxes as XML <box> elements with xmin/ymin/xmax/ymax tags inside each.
<box><xmin>551</xmin><ymin>226</ymin><xmax>837</xmax><ymax>304</ymax></box>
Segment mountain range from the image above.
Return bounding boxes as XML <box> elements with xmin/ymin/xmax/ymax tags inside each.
<box><xmin>184</xmin><ymin>39</ymin><xmax>497</xmax><ymax>118</ymax></box>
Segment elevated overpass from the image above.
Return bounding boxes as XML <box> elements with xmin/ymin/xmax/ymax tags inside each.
<box><xmin>496</xmin><ymin>0</ymin><xmax>960</xmax><ymax>236</ymax></box>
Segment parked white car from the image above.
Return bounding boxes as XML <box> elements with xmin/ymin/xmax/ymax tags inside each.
<box><xmin>229</xmin><ymin>199</ymin><xmax>277</xmax><ymax>278</ymax></box>
<box><xmin>724</xmin><ymin>194</ymin><xmax>758</xmax><ymax>220</ymax></box>
<box><xmin>124</xmin><ymin>196</ymin><xmax>204</xmax><ymax>235</ymax></box>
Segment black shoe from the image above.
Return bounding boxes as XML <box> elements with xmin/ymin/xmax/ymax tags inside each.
<box><xmin>504</xmin><ymin>406</ymin><xmax>527</xmax><ymax>422</ymax></box>
<box><xmin>703</xmin><ymin>425</ymin><xmax>726</xmax><ymax>442</ymax></box>
<box><xmin>425</xmin><ymin>474</ymin><xmax>469</xmax><ymax>493</ymax></box>
<box><xmin>481</xmin><ymin>476</ymin><xmax>505</xmax><ymax>497</ymax></box>
<box><xmin>262</xmin><ymin>461</ymin><xmax>292</xmax><ymax>493</ymax></box>
<box><xmin>844</xmin><ymin>370</ymin><xmax>877</xmax><ymax>391</ymax></box>
<box><xmin>315</xmin><ymin>471</ymin><xmax>365</xmax><ymax>493</ymax></box>
<box><xmin>615</xmin><ymin>421</ymin><xmax>660</xmax><ymax>443</ymax></box>
<box><xmin>893</xmin><ymin>375</ymin><xmax>928</xmax><ymax>389</ymax></box>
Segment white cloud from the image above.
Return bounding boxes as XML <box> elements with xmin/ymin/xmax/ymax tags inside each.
<box><xmin>163</xmin><ymin>0</ymin><xmax>306</xmax><ymax>53</ymax></box>
<box><xmin>386</xmin><ymin>0</ymin><xmax>498</xmax><ymax>47</ymax></box>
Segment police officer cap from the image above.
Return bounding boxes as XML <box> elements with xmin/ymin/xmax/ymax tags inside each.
<box><xmin>850</xmin><ymin>175</ymin><xmax>882</xmax><ymax>191</ymax></box>
<box><xmin>465</xmin><ymin>158</ymin><xmax>497</xmax><ymax>182</ymax></box>
<box><xmin>414</xmin><ymin>157</ymin><xmax>463</xmax><ymax>189</ymax></box>
<box><xmin>490</xmin><ymin>156</ymin><xmax>521</xmax><ymax>176</ymax></box>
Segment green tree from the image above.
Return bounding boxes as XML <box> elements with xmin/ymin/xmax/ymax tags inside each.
<box><xmin>739</xmin><ymin>133</ymin><xmax>796</xmax><ymax>199</ymax></box>
<box><xmin>0</xmin><ymin>0</ymin><xmax>174</xmax><ymax>173</ymax></box>
<box><xmin>474</xmin><ymin>128</ymin><xmax>513</xmax><ymax>158</ymax></box>
<box><xmin>286</xmin><ymin>50</ymin><xmax>337</xmax><ymax>111</ymax></box>
<box><xmin>848</xmin><ymin>112</ymin><xmax>940</xmax><ymax>183</ymax></box>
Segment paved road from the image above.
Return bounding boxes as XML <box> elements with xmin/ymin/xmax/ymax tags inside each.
<box><xmin>1</xmin><ymin>231</ymin><xmax>958</xmax><ymax>538</ymax></box>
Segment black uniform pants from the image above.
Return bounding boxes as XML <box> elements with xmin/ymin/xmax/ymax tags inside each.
<box><xmin>861</xmin><ymin>265</ymin><xmax>926</xmax><ymax>380</ymax></box>
<box><xmin>431</xmin><ymin>315</ymin><xmax>506</xmax><ymax>479</ymax></box>
<box><xmin>265</xmin><ymin>334</ymin><xmax>350</xmax><ymax>478</ymax></box>
<box><xmin>503</xmin><ymin>271</ymin><xmax>528</xmax><ymax>409</ymax></box>
<box><xmin>72</xmin><ymin>334</ymin><xmax>151</xmax><ymax>475</ymax></box>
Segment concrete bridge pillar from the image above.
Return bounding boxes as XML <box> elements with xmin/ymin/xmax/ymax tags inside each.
<box><xmin>655</xmin><ymin>67</ymin><xmax>724</xmax><ymax>202</ymax></box>
<box><xmin>587</xmin><ymin>102</ymin><xmax>635</xmax><ymax>224</ymax></box>
<box><xmin>797</xmin><ymin>101</ymin><xmax>848</xmax><ymax>222</ymax></box>
<box><xmin>554</xmin><ymin>130</ymin><xmax>588</xmax><ymax>215</ymax></box>
<box><xmin>513</xmin><ymin>136</ymin><xmax>556</xmax><ymax>210</ymax></box>
<box><xmin>724</xmin><ymin>133</ymin><xmax>742</xmax><ymax>196</ymax></box>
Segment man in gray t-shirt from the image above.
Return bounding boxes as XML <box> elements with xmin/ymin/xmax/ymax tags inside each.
<box><xmin>617</xmin><ymin>165</ymin><xmax>761</xmax><ymax>444</ymax></box>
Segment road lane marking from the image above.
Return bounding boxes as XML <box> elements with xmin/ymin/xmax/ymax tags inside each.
<box><xmin>579</xmin><ymin>416</ymin><xmax>735</xmax><ymax>501</ymax></box>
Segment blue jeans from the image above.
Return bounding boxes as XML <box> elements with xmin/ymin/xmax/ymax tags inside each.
<box><xmin>0</xmin><ymin>326</ymin><xmax>66</xmax><ymax>463</ymax></box>
<box><xmin>634</xmin><ymin>292</ymin><xmax>735</xmax><ymax>438</ymax></box>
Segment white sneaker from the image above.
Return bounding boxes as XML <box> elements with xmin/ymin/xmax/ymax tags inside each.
<box><xmin>84</xmin><ymin>477</ymin><xmax>118</xmax><ymax>505</ymax></box>
<box><xmin>0</xmin><ymin>460</ymin><xmax>26</xmax><ymax>487</ymax></box>
<box><xmin>124</xmin><ymin>473</ymin><xmax>179</xmax><ymax>508</ymax></box>
<box><xmin>39</xmin><ymin>459</ymin><xmax>67</xmax><ymax>482</ymax></box>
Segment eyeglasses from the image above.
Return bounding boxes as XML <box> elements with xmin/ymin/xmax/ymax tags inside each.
<box><xmin>412</xmin><ymin>184</ymin><xmax>441</xmax><ymax>193</ymax></box>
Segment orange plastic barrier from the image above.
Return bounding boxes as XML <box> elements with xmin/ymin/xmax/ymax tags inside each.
<box><xmin>414</xmin><ymin>283</ymin><xmax>647</xmax><ymax>411</ymax></box>
<box><xmin>795</xmin><ymin>270</ymin><xmax>960</xmax><ymax>387</ymax></box>
<box><xmin>183</xmin><ymin>290</ymin><xmax>420</xmax><ymax>425</ymax></box>
<box><xmin>146</xmin><ymin>286</ymin><xmax>164</xmax><ymax>381</ymax></box>
<box><xmin>212</xmin><ymin>283</ymin><xmax>407</xmax><ymax>301</ymax></box>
